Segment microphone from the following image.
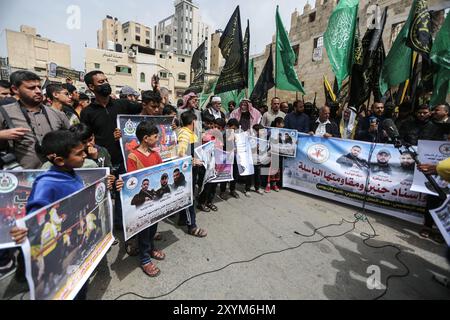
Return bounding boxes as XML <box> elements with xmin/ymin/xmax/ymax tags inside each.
<box><xmin>381</xmin><ymin>119</ymin><xmax>402</xmax><ymax>148</ymax></box>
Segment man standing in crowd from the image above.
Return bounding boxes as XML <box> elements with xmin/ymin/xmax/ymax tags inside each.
<box><xmin>309</xmin><ymin>106</ymin><xmax>340</xmax><ymax>138</ymax></box>
<box><xmin>46</xmin><ymin>84</ymin><xmax>79</xmax><ymax>126</ymax></box>
<box><xmin>433</xmin><ymin>103</ymin><xmax>449</xmax><ymax>124</ymax></box>
<box><xmin>80</xmin><ymin>70</ymin><xmax>142</xmax><ymax>229</ymax></box>
<box><xmin>280</xmin><ymin>101</ymin><xmax>290</xmax><ymax>114</ymax></box>
<box><xmin>356</xmin><ymin>102</ymin><xmax>387</xmax><ymax>142</ymax></box>
<box><xmin>284</xmin><ymin>100</ymin><xmax>310</xmax><ymax>133</ymax></box>
<box><xmin>203</xmin><ymin>96</ymin><xmax>226</xmax><ymax>121</ymax></box>
<box><xmin>73</xmin><ymin>93</ymin><xmax>91</xmax><ymax>117</ymax></box>
<box><xmin>230</xmin><ymin>99</ymin><xmax>262</xmax><ymax>132</ymax></box>
<box><xmin>0</xmin><ymin>80</ymin><xmax>12</xmax><ymax>101</ymax></box>
<box><xmin>0</xmin><ymin>71</ymin><xmax>70</xmax><ymax>169</ymax></box>
<box><xmin>261</xmin><ymin>97</ymin><xmax>285</xmax><ymax>127</ymax></box>
<box><xmin>399</xmin><ymin>104</ymin><xmax>447</xmax><ymax>146</ymax></box>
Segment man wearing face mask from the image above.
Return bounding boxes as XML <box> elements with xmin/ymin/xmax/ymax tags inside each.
<box><xmin>80</xmin><ymin>70</ymin><xmax>142</xmax><ymax>230</ymax></box>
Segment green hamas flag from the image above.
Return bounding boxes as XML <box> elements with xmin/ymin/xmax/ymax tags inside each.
<box><xmin>215</xmin><ymin>6</ymin><xmax>246</xmax><ymax>94</ymax></box>
<box><xmin>275</xmin><ymin>6</ymin><xmax>305</xmax><ymax>94</ymax></box>
<box><xmin>406</xmin><ymin>0</ymin><xmax>432</xmax><ymax>56</ymax></box>
<box><xmin>188</xmin><ymin>41</ymin><xmax>206</xmax><ymax>94</ymax></box>
<box><xmin>323</xmin><ymin>0</ymin><xmax>359</xmax><ymax>90</ymax></box>
<box><xmin>379</xmin><ymin>0</ymin><xmax>419</xmax><ymax>95</ymax></box>
<box><xmin>248</xmin><ymin>58</ymin><xmax>255</xmax><ymax>96</ymax></box>
<box><xmin>430</xmin><ymin>13</ymin><xmax>450</xmax><ymax>107</ymax></box>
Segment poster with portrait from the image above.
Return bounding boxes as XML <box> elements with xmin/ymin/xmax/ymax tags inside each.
<box><xmin>211</xmin><ymin>149</ymin><xmax>234</xmax><ymax>183</ymax></box>
<box><xmin>283</xmin><ymin>134</ymin><xmax>427</xmax><ymax>224</ymax></box>
<box><xmin>0</xmin><ymin>169</ymin><xmax>109</xmax><ymax>250</ymax></box>
<box><xmin>17</xmin><ymin>177</ymin><xmax>114</xmax><ymax>300</ymax></box>
<box><xmin>195</xmin><ymin>141</ymin><xmax>217</xmax><ymax>189</ymax></box>
<box><xmin>430</xmin><ymin>196</ymin><xmax>450</xmax><ymax>247</ymax></box>
<box><xmin>235</xmin><ymin>132</ymin><xmax>254</xmax><ymax>176</ymax></box>
<box><xmin>266</xmin><ymin>127</ymin><xmax>298</xmax><ymax>158</ymax></box>
<box><xmin>248</xmin><ymin>135</ymin><xmax>271</xmax><ymax>166</ymax></box>
<box><xmin>119</xmin><ymin>157</ymin><xmax>193</xmax><ymax>241</ymax></box>
<box><xmin>411</xmin><ymin>140</ymin><xmax>450</xmax><ymax>196</ymax></box>
<box><xmin>117</xmin><ymin>115</ymin><xmax>178</xmax><ymax>170</ymax></box>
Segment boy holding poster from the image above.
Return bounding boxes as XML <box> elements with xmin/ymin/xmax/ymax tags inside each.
<box><xmin>10</xmin><ymin>130</ymin><xmax>123</xmax><ymax>299</ymax></box>
<box><xmin>126</xmin><ymin>121</ymin><xmax>167</xmax><ymax>277</ymax></box>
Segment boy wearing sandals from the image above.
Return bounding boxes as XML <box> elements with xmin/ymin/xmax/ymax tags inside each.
<box><xmin>177</xmin><ymin>112</ymin><xmax>208</xmax><ymax>238</ymax></box>
<box><xmin>126</xmin><ymin>121</ymin><xmax>166</xmax><ymax>277</ymax></box>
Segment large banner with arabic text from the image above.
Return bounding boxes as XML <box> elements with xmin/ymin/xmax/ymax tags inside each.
<box><xmin>283</xmin><ymin>135</ymin><xmax>427</xmax><ymax>224</ymax></box>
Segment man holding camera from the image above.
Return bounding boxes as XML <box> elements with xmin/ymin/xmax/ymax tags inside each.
<box><xmin>0</xmin><ymin>71</ymin><xmax>70</xmax><ymax>170</ymax></box>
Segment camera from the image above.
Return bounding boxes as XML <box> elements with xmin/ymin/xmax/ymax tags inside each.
<box><xmin>0</xmin><ymin>152</ymin><xmax>23</xmax><ymax>170</ymax></box>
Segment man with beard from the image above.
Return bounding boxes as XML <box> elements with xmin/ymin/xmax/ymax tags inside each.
<box><xmin>336</xmin><ymin>145</ymin><xmax>369</xmax><ymax>171</ymax></box>
<box><xmin>284</xmin><ymin>100</ymin><xmax>310</xmax><ymax>133</ymax></box>
<box><xmin>0</xmin><ymin>71</ymin><xmax>70</xmax><ymax>169</ymax></box>
<box><xmin>399</xmin><ymin>151</ymin><xmax>415</xmax><ymax>173</ymax></box>
<box><xmin>46</xmin><ymin>84</ymin><xmax>79</xmax><ymax>126</ymax></box>
<box><xmin>171</xmin><ymin>168</ymin><xmax>186</xmax><ymax>190</ymax></box>
<box><xmin>131</xmin><ymin>179</ymin><xmax>157</xmax><ymax>207</ymax></box>
<box><xmin>156</xmin><ymin>173</ymin><xmax>171</xmax><ymax>199</ymax></box>
<box><xmin>371</xmin><ymin>149</ymin><xmax>392</xmax><ymax>175</ymax></box>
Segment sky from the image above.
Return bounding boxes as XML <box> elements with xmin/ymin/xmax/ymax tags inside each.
<box><xmin>0</xmin><ymin>0</ymin><xmax>308</xmax><ymax>70</ymax></box>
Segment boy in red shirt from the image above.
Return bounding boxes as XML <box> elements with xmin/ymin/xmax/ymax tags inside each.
<box><xmin>126</xmin><ymin>121</ymin><xmax>166</xmax><ymax>277</ymax></box>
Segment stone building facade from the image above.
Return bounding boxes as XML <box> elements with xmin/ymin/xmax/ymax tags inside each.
<box><xmin>252</xmin><ymin>0</ymin><xmax>449</xmax><ymax>107</ymax></box>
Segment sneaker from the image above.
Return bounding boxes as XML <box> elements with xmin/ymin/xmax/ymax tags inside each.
<box><xmin>265</xmin><ymin>185</ymin><xmax>271</xmax><ymax>193</ymax></box>
<box><xmin>0</xmin><ymin>259</ymin><xmax>16</xmax><ymax>281</ymax></box>
<box><xmin>243</xmin><ymin>191</ymin><xmax>251</xmax><ymax>198</ymax></box>
<box><xmin>272</xmin><ymin>185</ymin><xmax>280</xmax><ymax>192</ymax></box>
<box><xmin>255</xmin><ymin>189</ymin><xmax>264</xmax><ymax>195</ymax></box>
<box><xmin>218</xmin><ymin>192</ymin><xmax>230</xmax><ymax>201</ymax></box>
<box><xmin>229</xmin><ymin>191</ymin><xmax>240</xmax><ymax>199</ymax></box>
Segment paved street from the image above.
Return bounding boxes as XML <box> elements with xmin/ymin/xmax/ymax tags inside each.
<box><xmin>1</xmin><ymin>187</ymin><xmax>450</xmax><ymax>300</ymax></box>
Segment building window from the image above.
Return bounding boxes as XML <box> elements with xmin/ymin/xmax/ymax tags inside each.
<box><xmin>309</xmin><ymin>12</ymin><xmax>316</xmax><ymax>23</ymax></box>
<box><xmin>136</xmin><ymin>35</ymin><xmax>141</xmax><ymax>42</ymax></box>
<box><xmin>146</xmin><ymin>31</ymin><xmax>150</xmax><ymax>37</ymax></box>
<box><xmin>116</xmin><ymin>66</ymin><xmax>132</xmax><ymax>74</ymax></box>
<box><xmin>146</xmin><ymin>39</ymin><xmax>150</xmax><ymax>45</ymax></box>
<box><xmin>140</xmin><ymin>72</ymin><xmax>145</xmax><ymax>82</ymax></box>
<box><xmin>178</xmin><ymin>73</ymin><xmax>187</xmax><ymax>81</ymax></box>
<box><xmin>124</xmin><ymin>28</ymin><xmax>128</xmax><ymax>34</ymax></box>
<box><xmin>136</xmin><ymin>26</ymin><xmax>141</xmax><ymax>33</ymax></box>
<box><xmin>314</xmin><ymin>36</ymin><xmax>324</xmax><ymax>48</ymax></box>
<box><xmin>313</xmin><ymin>36</ymin><xmax>324</xmax><ymax>62</ymax></box>
<box><xmin>160</xmin><ymin>54</ymin><xmax>166</xmax><ymax>59</ymax></box>
<box><xmin>292</xmin><ymin>44</ymin><xmax>300</xmax><ymax>65</ymax></box>
<box><xmin>95</xmin><ymin>63</ymin><xmax>100</xmax><ymax>69</ymax></box>
<box><xmin>160</xmin><ymin>71</ymin><xmax>168</xmax><ymax>79</ymax></box>
<box><xmin>178</xmin><ymin>57</ymin><xmax>185</xmax><ymax>62</ymax></box>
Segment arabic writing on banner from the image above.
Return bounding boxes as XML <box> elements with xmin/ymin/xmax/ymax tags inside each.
<box><xmin>430</xmin><ymin>196</ymin><xmax>450</xmax><ymax>247</ymax></box>
<box><xmin>0</xmin><ymin>169</ymin><xmax>109</xmax><ymax>249</ymax></box>
<box><xmin>17</xmin><ymin>177</ymin><xmax>113</xmax><ymax>300</ymax></box>
<box><xmin>117</xmin><ymin>115</ymin><xmax>178</xmax><ymax>169</ymax></box>
<box><xmin>283</xmin><ymin>134</ymin><xmax>427</xmax><ymax>224</ymax></box>
<box><xmin>411</xmin><ymin>140</ymin><xmax>450</xmax><ymax>196</ymax></box>
<box><xmin>119</xmin><ymin>157</ymin><xmax>193</xmax><ymax>241</ymax></box>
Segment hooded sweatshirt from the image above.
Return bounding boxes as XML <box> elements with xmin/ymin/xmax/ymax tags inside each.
<box><xmin>26</xmin><ymin>166</ymin><xmax>84</xmax><ymax>214</ymax></box>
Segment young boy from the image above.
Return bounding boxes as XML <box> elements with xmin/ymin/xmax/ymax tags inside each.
<box><xmin>10</xmin><ymin>130</ymin><xmax>123</xmax><ymax>299</ymax></box>
<box><xmin>126</xmin><ymin>121</ymin><xmax>166</xmax><ymax>278</ymax></box>
<box><xmin>177</xmin><ymin>112</ymin><xmax>207</xmax><ymax>237</ymax></box>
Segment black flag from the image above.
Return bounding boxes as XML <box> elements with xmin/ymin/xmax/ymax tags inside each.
<box><xmin>250</xmin><ymin>45</ymin><xmax>275</xmax><ymax>103</ymax></box>
<box><xmin>243</xmin><ymin>20</ymin><xmax>250</xmax><ymax>87</ymax></box>
<box><xmin>407</xmin><ymin>0</ymin><xmax>432</xmax><ymax>56</ymax></box>
<box><xmin>215</xmin><ymin>6</ymin><xmax>246</xmax><ymax>94</ymax></box>
<box><xmin>188</xmin><ymin>41</ymin><xmax>206</xmax><ymax>94</ymax></box>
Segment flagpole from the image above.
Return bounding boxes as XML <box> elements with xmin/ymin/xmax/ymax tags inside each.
<box><xmin>274</xmin><ymin>5</ymin><xmax>278</xmax><ymax>98</ymax></box>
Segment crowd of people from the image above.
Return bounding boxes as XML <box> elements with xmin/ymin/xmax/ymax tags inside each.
<box><xmin>0</xmin><ymin>69</ymin><xmax>449</xmax><ymax>298</ymax></box>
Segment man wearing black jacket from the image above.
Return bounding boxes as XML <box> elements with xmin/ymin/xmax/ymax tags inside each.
<box><xmin>309</xmin><ymin>106</ymin><xmax>341</xmax><ymax>138</ymax></box>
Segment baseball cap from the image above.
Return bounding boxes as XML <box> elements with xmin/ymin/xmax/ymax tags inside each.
<box><xmin>120</xmin><ymin>86</ymin><xmax>140</xmax><ymax>97</ymax></box>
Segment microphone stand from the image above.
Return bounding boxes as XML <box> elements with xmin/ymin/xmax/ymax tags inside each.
<box><xmin>396</xmin><ymin>142</ymin><xmax>447</xmax><ymax>200</ymax></box>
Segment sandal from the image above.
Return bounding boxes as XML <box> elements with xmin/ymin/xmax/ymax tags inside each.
<box><xmin>197</xmin><ymin>204</ymin><xmax>211</xmax><ymax>212</ymax></box>
<box><xmin>125</xmin><ymin>239</ymin><xmax>139</xmax><ymax>256</ymax></box>
<box><xmin>154</xmin><ymin>233</ymin><xmax>163</xmax><ymax>241</ymax></box>
<box><xmin>189</xmin><ymin>227</ymin><xmax>207</xmax><ymax>238</ymax></box>
<box><xmin>206</xmin><ymin>203</ymin><xmax>218</xmax><ymax>212</ymax></box>
<box><xmin>419</xmin><ymin>228</ymin><xmax>432</xmax><ymax>239</ymax></box>
<box><xmin>150</xmin><ymin>249</ymin><xmax>166</xmax><ymax>261</ymax></box>
<box><xmin>141</xmin><ymin>262</ymin><xmax>160</xmax><ymax>278</ymax></box>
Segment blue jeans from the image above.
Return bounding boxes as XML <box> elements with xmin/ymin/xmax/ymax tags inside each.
<box><xmin>185</xmin><ymin>205</ymin><xmax>197</xmax><ymax>230</ymax></box>
<box><xmin>137</xmin><ymin>223</ymin><xmax>158</xmax><ymax>266</ymax></box>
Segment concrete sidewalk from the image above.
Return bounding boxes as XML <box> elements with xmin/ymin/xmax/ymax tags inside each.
<box><xmin>1</xmin><ymin>188</ymin><xmax>449</xmax><ymax>300</ymax></box>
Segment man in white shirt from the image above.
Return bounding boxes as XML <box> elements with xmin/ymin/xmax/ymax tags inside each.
<box><xmin>309</xmin><ymin>106</ymin><xmax>341</xmax><ymax>138</ymax></box>
<box><xmin>261</xmin><ymin>97</ymin><xmax>286</xmax><ymax>127</ymax></box>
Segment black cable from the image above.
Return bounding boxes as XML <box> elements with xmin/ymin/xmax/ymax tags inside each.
<box><xmin>114</xmin><ymin>218</ymin><xmax>359</xmax><ymax>300</ymax></box>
